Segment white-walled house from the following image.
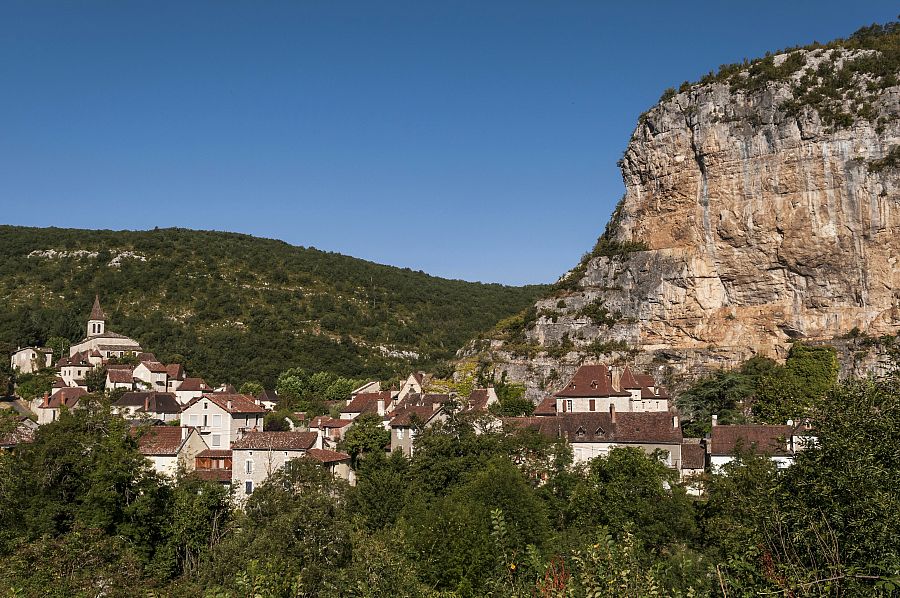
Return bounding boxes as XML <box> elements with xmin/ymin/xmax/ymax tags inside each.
<box><xmin>340</xmin><ymin>391</ymin><xmax>396</xmax><ymax>420</ymax></box>
<box><xmin>135</xmin><ymin>426</ymin><xmax>209</xmax><ymax>477</ymax></box>
<box><xmin>133</xmin><ymin>361</ymin><xmax>169</xmax><ymax>393</ymax></box>
<box><xmin>106</xmin><ymin>366</ymin><xmax>135</xmax><ymax>391</ymax></box>
<box><xmin>10</xmin><ymin>347</ymin><xmax>53</xmax><ymax>374</ymax></box>
<box><xmin>181</xmin><ymin>393</ymin><xmax>266</xmax><ymax>449</ymax></box>
<box><xmin>554</xmin><ymin>365</ymin><xmax>671</xmax><ymax>415</ymax></box>
<box><xmin>175</xmin><ymin>377</ymin><xmax>212</xmax><ymax>405</ymax></box>
<box><xmin>57</xmin><ymin>352</ymin><xmax>93</xmax><ymax>387</ymax></box>
<box><xmin>231</xmin><ymin>431</ymin><xmax>318</xmax><ymax>500</ymax></box>
<box><xmin>35</xmin><ymin>387</ymin><xmax>87</xmax><ymax>424</ymax></box>
<box><xmin>707</xmin><ymin>420</ymin><xmax>811</xmax><ymax>470</ymax></box>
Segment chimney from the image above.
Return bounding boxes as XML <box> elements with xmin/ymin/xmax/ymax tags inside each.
<box><xmin>711</xmin><ymin>414</ymin><xmax>718</xmax><ymax>426</ymax></box>
<box><xmin>609</xmin><ymin>403</ymin><xmax>616</xmax><ymax>424</ymax></box>
<box><xmin>227</xmin><ymin>399</ymin><xmax>233</xmax><ymax>411</ymax></box>
<box><xmin>673</xmin><ymin>415</ymin><xmax>679</xmax><ymax>429</ymax></box>
<box><xmin>377</xmin><ymin>398</ymin><xmax>385</xmax><ymax>416</ymax></box>
<box><xmin>181</xmin><ymin>427</ymin><xmax>188</xmax><ymax>441</ymax></box>
<box><xmin>144</xmin><ymin>396</ymin><xmax>150</xmax><ymax>411</ymax></box>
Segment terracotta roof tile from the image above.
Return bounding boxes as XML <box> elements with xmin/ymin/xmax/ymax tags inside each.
<box><xmin>709</xmin><ymin>425</ymin><xmax>792</xmax><ymax>456</ymax></box>
<box><xmin>505</xmin><ymin>411</ymin><xmax>682</xmax><ymax>444</ymax></box>
<box><xmin>44</xmin><ymin>387</ymin><xmax>87</xmax><ymax>408</ymax></box>
<box><xmin>107</xmin><ymin>368</ymin><xmax>134</xmax><ymax>384</ymax></box>
<box><xmin>390</xmin><ymin>404</ymin><xmax>439</xmax><ymax>427</ymax></box>
<box><xmin>184</xmin><ymin>393</ymin><xmax>266</xmax><ymax>414</ymax></box>
<box><xmin>197</xmin><ymin>449</ymin><xmax>233</xmax><ymax>458</ymax></box>
<box><xmin>178</xmin><ymin>377</ymin><xmax>211</xmax><ymax>392</ymax></box>
<box><xmin>341</xmin><ymin>391</ymin><xmax>392</xmax><ymax>414</ymax></box>
<box><xmin>555</xmin><ymin>365</ymin><xmax>631</xmax><ymax>398</ymax></box>
<box><xmin>231</xmin><ymin>431</ymin><xmax>317</xmax><ymax>451</ymax></box>
<box><xmin>305</xmin><ymin>448</ymin><xmax>351</xmax><ymax>463</ymax></box>
<box><xmin>114</xmin><ymin>392</ymin><xmax>181</xmax><ymax>414</ymax></box>
<box><xmin>136</xmin><ymin>426</ymin><xmax>185</xmax><ymax>456</ymax></box>
<box><xmin>681</xmin><ymin>443</ymin><xmax>706</xmax><ymax>469</ymax></box>
<box><xmin>533</xmin><ymin>396</ymin><xmax>557</xmax><ymax>416</ymax></box>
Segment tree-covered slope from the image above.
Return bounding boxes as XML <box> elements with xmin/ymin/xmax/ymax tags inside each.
<box><xmin>0</xmin><ymin>226</ymin><xmax>546</xmax><ymax>386</ymax></box>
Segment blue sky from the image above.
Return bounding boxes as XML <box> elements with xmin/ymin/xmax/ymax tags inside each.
<box><xmin>1</xmin><ymin>2</ymin><xmax>896</xmax><ymax>284</ymax></box>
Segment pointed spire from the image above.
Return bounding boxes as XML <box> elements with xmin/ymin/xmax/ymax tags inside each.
<box><xmin>89</xmin><ymin>295</ymin><xmax>107</xmax><ymax>321</ymax></box>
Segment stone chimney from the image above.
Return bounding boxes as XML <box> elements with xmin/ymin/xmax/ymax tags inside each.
<box><xmin>227</xmin><ymin>399</ymin><xmax>233</xmax><ymax>411</ymax></box>
<box><xmin>181</xmin><ymin>427</ymin><xmax>188</xmax><ymax>441</ymax></box>
<box><xmin>711</xmin><ymin>414</ymin><xmax>718</xmax><ymax>426</ymax></box>
<box><xmin>609</xmin><ymin>403</ymin><xmax>616</xmax><ymax>424</ymax></box>
<box><xmin>377</xmin><ymin>398</ymin><xmax>385</xmax><ymax>416</ymax></box>
<box><xmin>144</xmin><ymin>396</ymin><xmax>150</xmax><ymax>411</ymax></box>
<box><xmin>673</xmin><ymin>415</ymin><xmax>679</xmax><ymax>429</ymax></box>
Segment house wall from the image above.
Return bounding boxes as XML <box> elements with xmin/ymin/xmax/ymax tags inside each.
<box><xmin>69</xmin><ymin>336</ymin><xmax>140</xmax><ymax>358</ymax></box>
<box><xmin>182</xmin><ymin>401</ymin><xmax>233</xmax><ymax>448</ymax></box>
<box><xmin>556</xmin><ymin>395</ymin><xmax>631</xmax><ymax>414</ymax></box>
<box><xmin>232</xmin><ymin>448</ymin><xmax>306</xmax><ymax>501</ymax></box>
<box><xmin>148</xmin><ymin>454</ymin><xmax>178</xmax><ymax>477</ymax></box>
<box><xmin>570</xmin><ymin>441</ymin><xmax>682</xmax><ymax>468</ymax></box>
<box><xmin>390</xmin><ymin>426</ymin><xmax>414</xmax><ymax>456</ymax></box>
<box><xmin>175</xmin><ymin>389</ymin><xmax>203</xmax><ymax>405</ymax></box>
<box><xmin>177</xmin><ymin>431</ymin><xmax>209</xmax><ymax>472</ymax></box>
<box><xmin>11</xmin><ymin>349</ymin><xmax>50</xmax><ymax>374</ymax></box>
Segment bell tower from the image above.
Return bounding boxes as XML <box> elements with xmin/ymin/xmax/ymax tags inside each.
<box><xmin>88</xmin><ymin>295</ymin><xmax>107</xmax><ymax>337</ymax></box>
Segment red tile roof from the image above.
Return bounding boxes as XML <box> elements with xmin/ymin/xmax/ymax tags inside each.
<box><xmin>197</xmin><ymin>449</ymin><xmax>233</xmax><ymax>458</ymax></box>
<box><xmin>141</xmin><ymin>361</ymin><xmax>169</xmax><ymax>374</ymax></box>
<box><xmin>166</xmin><ymin>364</ymin><xmax>185</xmax><ymax>380</ymax></box>
<box><xmin>114</xmin><ymin>392</ymin><xmax>181</xmax><ymax>414</ymax></box>
<box><xmin>136</xmin><ymin>426</ymin><xmax>185</xmax><ymax>456</ymax></box>
<box><xmin>465</xmin><ymin>388</ymin><xmax>493</xmax><ymax>412</ymax></box>
<box><xmin>231</xmin><ymin>431</ymin><xmax>317</xmax><ymax>451</ymax></box>
<box><xmin>709</xmin><ymin>425</ymin><xmax>792</xmax><ymax>456</ymax></box>
<box><xmin>107</xmin><ymin>368</ymin><xmax>134</xmax><ymax>384</ymax></box>
<box><xmin>44</xmin><ymin>387</ymin><xmax>87</xmax><ymax>408</ymax></box>
<box><xmin>505</xmin><ymin>411</ymin><xmax>682</xmax><ymax>444</ymax></box>
<box><xmin>390</xmin><ymin>404</ymin><xmax>440</xmax><ymax>427</ymax></box>
<box><xmin>619</xmin><ymin>366</ymin><xmax>642</xmax><ymax>390</ymax></box>
<box><xmin>184</xmin><ymin>393</ymin><xmax>266</xmax><ymax>414</ymax></box>
<box><xmin>305</xmin><ymin>448</ymin><xmax>351</xmax><ymax>463</ymax></box>
<box><xmin>90</xmin><ymin>295</ymin><xmax>107</xmax><ymax>320</ymax></box>
<box><xmin>555</xmin><ymin>365</ymin><xmax>630</xmax><ymax>398</ymax></box>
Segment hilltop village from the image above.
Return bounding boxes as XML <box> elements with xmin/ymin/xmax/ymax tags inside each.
<box><xmin>4</xmin><ymin>296</ymin><xmax>811</xmax><ymax>498</ymax></box>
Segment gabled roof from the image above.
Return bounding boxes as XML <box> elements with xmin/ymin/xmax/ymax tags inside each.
<box><xmin>196</xmin><ymin>449</ymin><xmax>232</xmax><ymax>458</ymax></box>
<box><xmin>465</xmin><ymin>388</ymin><xmax>494</xmax><ymax>412</ymax></box>
<box><xmin>135</xmin><ymin>426</ymin><xmax>186</xmax><ymax>456</ymax></box>
<box><xmin>114</xmin><ymin>392</ymin><xmax>181</xmax><ymax>414</ymax></box>
<box><xmin>107</xmin><ymin>368</ymin><xmax>134</xmax><ymax>384</ymax></box>
<box><xmin>89</xmin><ymin>295</ymin><xmax>107</xmax><ymax>321</ymax></box>
<box><xmin>140</xmin><ymin>361</ymin><xmax>169</xmax><ymax>374</ymax></box>
<box><xmin>166</xmin><ymin>364</ymin><xmax>185</xmax><ymax>380</ymax></box>
<box><xmin>555</xmin><ymin>365</ymin><xmax>631</xmax><ymax>398</ymax></box>
<box><xmin>306</xmin><ymin>448</ymin><xmax>351</xmax><ymax>463</ymax></box>
<box><xmin>619</xmin><ymin>366</ymin><xmax>642</xmax><ymax>390</ymax></box>
<box><xmin>52</xmin><ymin>377</ymin><xmax>68</xmax><ymax>389</ymax></box>
<box><xmin>257</xmin><ymin>389</ymin><xmax>279</xmax><ymax>403</ymax></box>
<box><xmin>390</xmin><ymin>404</ymin><xmax>440</xmax><ymax>427</ymax></box>
<box><xmin>231</xmin><ymin>431</ymin><xmax>317</xmax><ymax>451</ymax></box>
<box><xmin>341</xmin><ymin>391</ymin><xmax>392</xmax><ymax>414</ymax></box>
<box><xmin>184</xmin><ymin>393</ymin><xmax>266</xmax><ymax>414</ymax></box>
<box><xmin>43</xmin><ymin>387</ymin><xmax>87</xmax><ymax>409</ymax></box>
<box><xmin>709</xmin><ymin>425</ymin><xmax>793</xmax><ymax>457</ymax></box>
<box><xmin>178</xmin><ymin>377</ymin><xmax>211</xmax><ymax>392</ymax></box>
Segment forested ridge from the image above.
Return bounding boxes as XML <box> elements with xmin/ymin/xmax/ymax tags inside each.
<box><xmin>0</xmin><ymin>226</ymin><xmax>546</xmax><ymax>386</ymax></box>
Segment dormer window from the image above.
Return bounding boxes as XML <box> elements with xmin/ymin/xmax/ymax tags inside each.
<box><xmin>590</xmin><ymin>380</ymin><xmax>598</xmax><ymax>389</ymax></box>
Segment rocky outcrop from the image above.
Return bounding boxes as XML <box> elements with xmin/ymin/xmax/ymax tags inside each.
<box><xmin>470</xmin><ymin>44</ymin><xmax>900</xmax><ymax>400</ymax></box>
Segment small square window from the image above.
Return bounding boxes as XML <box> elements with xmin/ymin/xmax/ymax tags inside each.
<box><xmin>245</xmin><ymin>480</ymin><xmax>253</xmax><ymax>495</ymax></box>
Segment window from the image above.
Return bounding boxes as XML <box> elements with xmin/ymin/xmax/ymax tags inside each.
<box><xmin>203</xmin><ymin>402</ymin><xmax>208</xmax><ymax>409</ymax></box>
<box><xmin>589</xmin><ymin>399</ymin><xmax>596</xmax><ymax>411</ymax></box>
<box><xmin>397</xmin><ymin>428</ymin><xmax>404</xmax><ymax>440</ymax></box>
<box><xmin>189</xmin><ymin>414</ymin><xmax>198</xmax><ymax>426</ymax></box>
<box><xmin>246</xmin><ymin>460</ymin><xmax>254</xmax><ymax>474</ymax></box>
<box><xmin>212</xmin><ymin>414</ymin><xmax>221</xmax><ymax>428</ymax></box>
<box><xmin>212</xmin><ymin>434</ymin><xmax>221</xmax><ymax>447</ymax></box>
<box><xmin>203</xmin><ymin>414</ymin><xmax>208</xmax><ymax>427</ymax></box>
<box><xmin>245</xmin><ymin>480</ymin><xmax>253</xmax><ymax>495</ymax></box>
<box><xmin>565</xmin><ymin>400</ymin><xmax>573</xmax><ymax>412</ymax></box>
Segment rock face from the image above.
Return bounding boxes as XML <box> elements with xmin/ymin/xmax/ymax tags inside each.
<box><xmin>472</xmin><ymin>46</ymin><xmax>900</xmax><ymax>400</ymax></box>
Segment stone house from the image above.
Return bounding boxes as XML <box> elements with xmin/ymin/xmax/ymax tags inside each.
<box><xmin>57</xmin><ymin>352</ymin><xmax>93</xmax><ymax>388</ymax></box>
<box><xmin>106</xmin><ymin>366</ymin><xmax>135</xmax><ymax>391</ymax></box>
<box><xmin>308</xmin><ymin>415</ymin><xmax>353</xmax><ymax>449</ymax></box>
<box><xmin>35</xmin><ymin>387</ymin><xmax>88</xmax><ymax>424</ymax></box>
<box><xmin>306</xmin><ymin>448</ymin><xmax>355</xmax><ymax>484</ymax></box>
<box><xmin>181</xmin><ymin>393</ymin><xmax>266</xmax><ymax>449</ymax></box>
<box><xmin>256</xmin><ymin>389</ymin><xmax>280</xmax><ymax>411</ymax></box>
<box><xmin>133</xmin><ymin>361</ymin><xmax>170</xmax><ymax>392</ymax></box>
<box><xmin>397</xmin><ymin>372</ymin><xmax>428</xmax><ymax>400</ymax></box>
<box><xmin>553</xmin><ymin>365</ymin><xmax>670</xmax><ymax>415</ymax></box>
<box><xmin>165</xmin><ymin>364</ymin><xmax>185</xmax><ymax>392</ymax></box>
<box><xmin>340</xmin><ymin>391</ymin><xmax>396</xmax><ymax>420</ymax></box>
<box><xmin>135</xmin><ymin>426</ymin><xmax>209</xmax><ymax>477</ymax></box>
<box><xmin>388</xmin><ymin>394</ymin><xmax>449</xmax><ymax>457</ymax></box>
<box><xmin>10</xmin><ymin>347</ymin><xmax>53</xmax><ymax>374</ymax></box>
<box><xmin>231</xmin><ymin>431</ymin><xmax>318</xmax><ymax>500</ymax></box>
<box><xmin>113</xmin><ymin>391</ymin><xmax>182</xmax><ymax>423</ymax></box>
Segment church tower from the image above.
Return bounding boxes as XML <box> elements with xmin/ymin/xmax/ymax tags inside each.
<box><xmin>88</xmin><ymin>295</ymin><xmax>107</xmax><ymax>337</ymax></box>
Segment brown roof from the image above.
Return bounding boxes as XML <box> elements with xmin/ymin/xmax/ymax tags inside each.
<box><xmin>533</xmin><ymin>396</ymin><xmax>557</xmax><ymax>416</ymax></box>
<box><xmin>465</xmin><ymin>388</ymin><xmax>492</xmax><ymax>412</ymax></box>
<box><xmin>44</xmin><ymin>387</ymin><xmax>87</xmax><ymax>408</ymax></box>
<box><xmin>555</xmin><ymin>365</ymin><xmax>630</xmax><ymax>398</ymax></box>
<box><xmin>305</xmin><ymin>448</ymin><xmax>351</xmax><ymax>463</ymax></box>
<box><xmin>166</xmin><ymin>364</ymin><xmax>185</xmax><ymax>380</ymax></box>
<box><xmin>136</xmin><ymin>426</ymin><xmax>185</xmax><ymax>456</ymax></box>
<box><xmin>114</xmin><ymin>392</ymin><xmax>181</xmax><ymax>414</ymax></box>
<box><xmin>141</xmin><ymin>361</ymin><xmax>169</xmax><ymax>374</ymax></box>
<box><xmin>231</xmin><ymin>431</ymin><xmax>317</xmax><ymax>451</ymax></box>
<box><xmin>342</xmin><ymin>391</ymin><xmax>392</xmax><ymax>414</ymax></box>
<box><xmin>196</xmin><ymin>449</ymin><xmax>233</xmax><ymax>458</ymax></box>
<box><xmin>619</xmin><ymin>366</ymin><xmax>642</xmax><ymax>390</ymax></box>
<box><xmin>193</xmin><ymin>469</ymin><xmax>233</xmax><ymax>482</ymax></box>
<box><xmin>136</xmin><ymin>352</ymin><xmax>156</xmax><ymax>361</ymax></box>
<box><xmin>184</xmin><ymin>393</ymin><xmax>266</xmax><ymax>414</ymax></box>
<box><xmin>257</xmin><ymin>389</ymin><xmax>279</xmax><ymax>403</ymax></box>
<box><xmin>52</xmin><ymin>377</ymin><xmax>68</xmax><ymax>388</ymax></box>
<box><xmin>90</xmin><ymin>295</ymin><xmax>107</xmax><ymax>321</ymax></box>
<box><xmin>681</xmin><ymin>443</ymin><xmax>706</xmax><ymax>469</ymax></box>
<box><xmin>641</xmin><ymin>386</ymin><xmax>670</xmax><ymax>400</ymax></box>
<box><xmin>107</xmin><ymin>368</ymin><xmax>134</xmax><ymax>383</ymax></box>
<box><xmin>709</xmin><ymin>425</ymin><xmax>792</xmax><ymax>456</ymax></box>
<box><xmin>390</xmin><ymin>404</ymin><xmax>439</xmax><ymax>427</ymax></box>
<box><xmin>178</xmin><ymin>377</ymin><xmax>211</xmax><ymax>392</ymax></box>
<box><xmin>57</xmin><ymin>352</ymin><xmax>92</xmax><ymax>368</ymax></box>
<box><xmin>506</xmin><ymin>411</ymin><xmax>682</xmax><ymax>444</ymax></box>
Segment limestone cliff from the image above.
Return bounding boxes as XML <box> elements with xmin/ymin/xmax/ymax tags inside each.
<box><xmin>470</xmin><ymin>26</ymin><xmax>900</xmax><ymax>399</ymax></box>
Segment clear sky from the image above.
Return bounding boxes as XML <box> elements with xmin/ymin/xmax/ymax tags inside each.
<box><xmin>1</xmin><ymin>2</ymin><xmax>896</xmax><ymax>285</ymax></box>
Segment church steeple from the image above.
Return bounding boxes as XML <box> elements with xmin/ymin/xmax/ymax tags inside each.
<box><xmin>88</xmin><ymin>295</ymin><xmax>106</xmax><ymax>336</ymax></box>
